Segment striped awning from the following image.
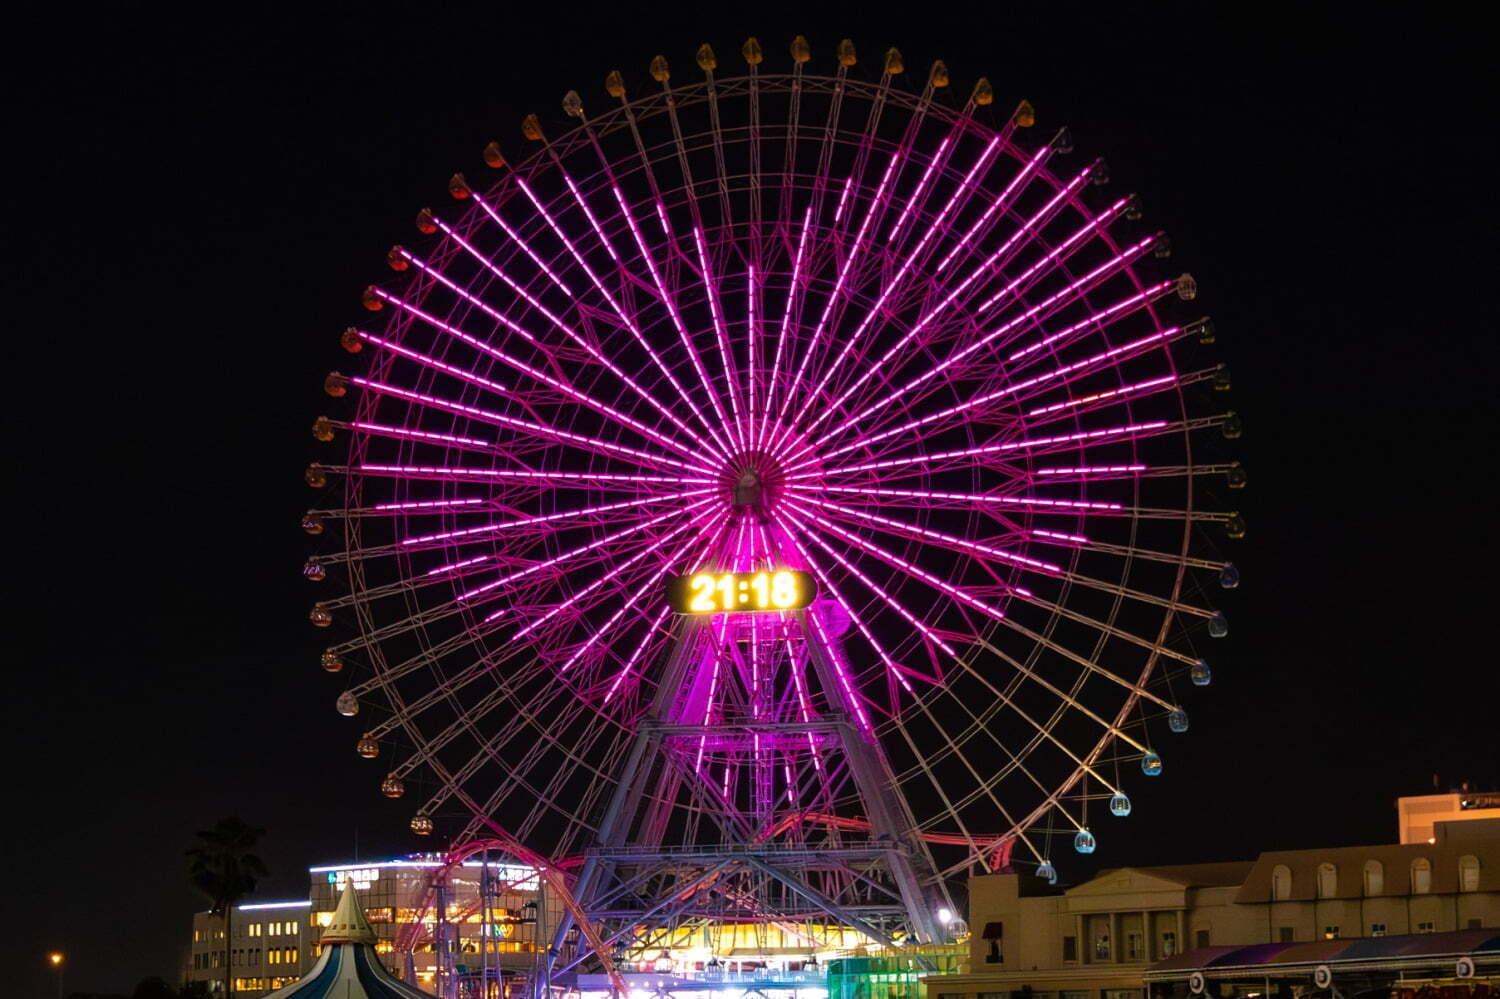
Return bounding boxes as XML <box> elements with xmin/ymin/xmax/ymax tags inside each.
<box><xmin>266</xmin><ymin>878</ymin><xmax>435</xmax><ymax>999</ymax></box>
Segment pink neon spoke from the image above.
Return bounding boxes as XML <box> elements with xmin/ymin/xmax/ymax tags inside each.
<box><xmin>350</xmin><ymin>373</ymin><xmax>710</xmax><ymax>476</ymax></box>
<box><xmin>603</xmin><ymin>606</ymin><xmax>672</xmax><ymax>704</ymax></box>
<box><xmin>774</xmin><ymin>517</ymin><xmax>914</xmax><ymax>695</ymax></box>
<box><xmin>1035</xmin><ymin>464</ymin><xmax>1147</xmax><ymax>478</ymax></box>
<box><xmin>776</xmin><ymin>153</ymin><xmax>903</xmax><ymax>437</ymax></box>
<box><xmin>506</xmin><ymin>518</ymin><xmax>701</xmax><ymax>637</ymax></box>
<box><xmin>798</xmin><ymin>136</ymin><xmax>999</xmax><ymax>419</ymax></box>
<box><xmin>1026</xmin><ymin>375</ymin><xmax>1178</xmax><ymax>417</ymax></box>
<box><xmin>787</xmin><ymin>492</ymin><xmax>1059</xmax><ymax>574</ymax></box>
<box><xmin>469</xmin><ymin>192</ymin><xmax>573</xmax><ymax>295</ymax></box>
<box><xmin>561</xmin><ymin>172</ymin><xmax>620</xmax><ymax>263</ymax></box>
<box><xmin>400</xmin><ymin>489</ymin><xmax>714</xmax><ymax>546</ymax></box>
<box><xmin>1032</xmin><ymin>528</ymin><xmax>1092</xmax><ymax>544</ymax></box>
<box><xmin>935</xmin><ymin>145</ymin><xmax>1051</xmax><ymax>273</ymax></box>
<box><xmin>774</xmin><ymin>511</ymin><xmax>957</xmax><ymax>659</ymax></box>
<box><xmin>457</xmin><ymin>498</ymin><xmax>716</xmax><ymax>603</ymax></box>
<box><xmin>358</xmin><ymin>463</ymin><xmax>708</xmax><ymax>487</ymax></box>
<box><xmin>763</xmin><ymin>204</ymin><xmax>813</xmax><ymax>447</ymax></box>
<box><xmin>416</xmin><ymin>226</ymin><xmax>718</xmax><ymax>456</ymax></box>
<box><xmin>612</xmin><ymin>188</ymin><xmax>736</xmax><ymax>449</ymax></box>
<box><xmin>555</xmin><ymin>528</ymin><xmax>706</xmax><ymax>671</ymax></box>
<box><xmin>374</xmin><ymin>498</ymin><xmax>488</xmax><ymax>512</ymax></box>
<box><xmin>802</xmin><ymin>484</ymin><xmax>1123</xmax><ymax>518</ymax></box>
<box><xmin>803</xmin><ymin>244</ymin><xmax>1170</xmax><ymax>459</ymax></box>
<box><xmin>693</xmin><ymin>225</ymin><xmax>748</xmax><ymax>451</ymax></box>
<box><xmin>806</xmin><ymin>609</ymin><xmax>872</xmax><ymax>733</ymax></box>
<box><xmin>972</xmin><ymin>194</ymin><xmax>1128</xmax><ymax>314</ymax></box>
<box><xmin>816</xmin><ymin>326</ymin><xmax>1184</xmax><ymax>461</ymax></box>
<box><xmin>886</xmin><ymin>136</ymin><xmax>953</xmax><ymax>243</ymax></box>
<box><xmin>806</xmin><ymin>420</ymin><xmax>1170</xmax><ymax>478</ymax></box>
<box><xmin>516</xmin><ymin>175</ymin><xmax>731</xmax><ymax>457</ymax></box>
<box><xmin>746</xmin><ymin>264</ymin><xmax>758</xmax><ymax>451</ymax></box>
<box><xmin>360</xmin><ymin>303</ymin><xmax>711</xmax><ymax>468</ymax></box>
<box><xmin>787</xmin><ymin>501</ymin><xmax>1012</xmax><ymax>625</ymax></box>
<box><xmin>351</xmin><ymin>420</ymin><xmax>491</xmax><ymax>450</ymax></box>
<box><xmin>793</xmin><ymin>166</ymin><xmax>1109</xmax><ymax>448</ymax></box>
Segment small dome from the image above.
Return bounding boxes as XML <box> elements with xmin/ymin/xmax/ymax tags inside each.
<box><xmin>263</xmin><ymin>877</ymin><xmax>434</xmax><ymax>998</ymax></box>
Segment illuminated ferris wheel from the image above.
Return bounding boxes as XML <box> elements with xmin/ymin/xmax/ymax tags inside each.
<box><xmin>303</xmin><ymin>35</ymin><xmax>1241</xmax><ymax>968</ymax></box>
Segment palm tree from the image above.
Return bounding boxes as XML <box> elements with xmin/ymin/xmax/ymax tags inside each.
<box><xmin>186</xmin><ymin>817</ymin><xmax>268</xmax><ymax>997</ymax></box>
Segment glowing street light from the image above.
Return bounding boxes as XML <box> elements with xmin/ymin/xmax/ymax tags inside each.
<box><xmin>48</xmin><ymin>952</ymin><xmax>64</xmax><ymax>999</ymax></box>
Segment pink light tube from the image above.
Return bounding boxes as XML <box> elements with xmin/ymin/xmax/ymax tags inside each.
<box><xmin>764</xmin><ymin>204</ymin><xmax>814</xmax><ymax>447</ymax></box>
<box><xmin>973</xmin><ymin>195</ymin><xmax>1127</xmax><ymax>314</ymax></box>
<box><xmin>400</xmin><ymin>488</ymin><xmax>714</xmax><ymax>546</ymax></box>
<box><xmin>374</xmin><ymin>498</ymin><xmax>487</xmax><ymax>512</ymax></box>
<box><xmin>787</xmin><ymin>492</ymin><xmax>1060</xmax><ymax>572</ymax></box>
<box><xmin>1035</xmin><ymin>464</ymin><xmax>1146</xmax><ymax>477</ymax></box>
<box><xmin>777</xmin><ymin>518</ymin><xmax>913</xmax><ymax>696</ymax></box>
<box><xmin>358</xmin><ymin>463</ymin><xmax>710</xmax><ymax>486</ymax></box>
<box><xmin>887</xmin><ymin>136</ymin><xmax>953</xmax><ymax>243</ymax></box>
<box><xmin>562</xmin><ymin>172</ymin><xmax>620</xmax><ymax>262</ymax></box>
<box><xmin>460</xmin><ymin>498</ymin><xmax>715</xmax><ymax>603</ymax></box>
<box><xmin>1026</xmin><ymin>375</ymin><xmax>1177</xmax><ymax>417</ymax></box>
<box><xmin>360</xmin><ymin>307</ymin><xmax>712</xmax><ymax>469</ymax></box>
<box><xmin>350</xmin><ymin>420</ymin><xmax>492</xmax><ymax>450</ymax></box>
<box><xmin>419</xmin><ymin>222</ymin><xmax>722</xmax><ymax>461</ymax></box>
<box><xmin>746</xmin><ymin>264</ymin><xmax>758</xmax><ymax>449</ymax></box>
<box><xmin>787</xmin><ymin>502</ymin><xmax>1011</xmax><ymax>625</ymax></box>
<box><xmin>425</xmin><ymin>555</ymin><xmax>492</xmax><ymax>578</ymax></box>
<box><xmin>391</xmin><ymin>250</ymin><xmax>541</xmax><ymax>346</ymax></box>
<box><xmin>1009</xmin><ymin>280</ymin><xmax>1176</xmax><ymax>362</ymax></box>
<box><xmin>808</xmin><ymin>420</ymin><xmax>1170</xmax><ymax>477</ymax></box>
<box><xmin>692</xmin><ymin>225</ymin><xmax>747</xmax><ymax>451</ymax></box>
<box><xmin>806</xmin><ymin>608</ymin><xmax>872</xmax><ymax>733</ymax></box>
<box><xmin>935</xmin><ymin>145</ymin><xmax>1052</xmax><ymax>273</ymax></box>
<box><xmin>350</xmin><ymin>373</ymin><xmax>711</xmax><ymax>476</ymax></box>
<box><xmin>775</xmin><ymin>510</ymin><xmax>957</xmax><ymax>658</ymax></box>
<box><xmin>1031</xmin><ymin>528</ymin><xmax>1092</xmax><ymax>544</ymax></box>
<box><xmin>505</xmin><ymin>517</ymin><xmax>701</xmax><ymax>636</ymax></box>
<box><xmin>469</xmin><ymin>192</ymin><xmax>573</xmax><ymax>296</ymax></box>
<box><xmin>603</xmin><ymin>606</ymin><xmax>672</xmax><ymax>703</ymax></box>
<box><xmin>805</xmin><ymin>484</ymin><xmax>1122</xmax><ymax>518</ymax></box>
<box><xmin>806</xmin><ymin>240</ymin><xmax>1168</xmax><ymax>455</ymax></box>
<box><xmin>815</xmin><ymin>326</ymin><xmax>1182</xmax><ymax>462</ymax></box>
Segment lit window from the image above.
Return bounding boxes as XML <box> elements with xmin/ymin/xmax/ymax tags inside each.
<box><xmin>1272</xmin><ymin>864</ymin><xmax>1292</xmax><ymax>900</ymax></box>
<box><xmin>1417</xmin><ymin>921</ymin><xmax>1435</xmax><ymax>934</ymax></box>
<box><xmin>1323</xmin><ymin>926</ymin><xmax>1339</xmax><ymax>940</ymax></box>
<box><xmin>1459</xmin><ymin>855</ymin><xmax>1480</xmax><ymax>893</ymax></box>
<box><xmin>1363</xmin><ymin>860</ymin><xmax>1384</xmax><ymax>896</ymax></box>
<box><xmin>1411</xmin><ymin>858</ymin><xmax>1432</xmax><ymax>894</ymax></box>
<box><xmin>1317</xmin><ymin>863</ymin><xmax>1338</xmax><ymax>898</ymax></box>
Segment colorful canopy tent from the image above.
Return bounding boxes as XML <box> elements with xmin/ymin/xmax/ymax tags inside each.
<box><xmin>265</xmin><ymin>877</ymin><xmax>435</xmax><ymax>999</ymax></box>
<box><xmin>1145</xmin><ymin>929</ymin><xmax>1499</xmax><ymax>994</ymax></box>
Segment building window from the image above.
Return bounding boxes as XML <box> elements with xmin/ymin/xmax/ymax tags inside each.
<box><xmin>1195</xmin><ymin>930</ymin><xmax>1210</xmax><ymax>949</ymax></box>
<box><xmin>1063</xmin><ymin>936</ymin><xmax>1077</xmax><ymax>962</ymax></box>
<box><xmin>1370</xmin><ymin>923</ymin><xmax>1386</xmax><ymax>937</ymax></box>
<box><xmin>1095</xmin><ymin>933</ymin><xmax>1111</xmax><ymax>960</ymax></box>
<box><xmin>1162</xmin><ymin>931</ymin><xmax>1177</xmax><ymax>957</ymax></box>
<box><xmin>1317</xmin><ymin>863</ymin><xmax>1337</xmax><ymax>898</ymax></box>
<box><xmin>1323</xmin><ymin>926</ymin><xmax>1339</xmax><ymax>940</ymax></box>
<box><xmin>1278</xmin><ymin>927</ymin><xmax>1294</xmax><ymax>943</ymax></box>
<box><xmin>1417</xmin><ymin>921</ymin><xmax>1435</xmax><ymax>934</ymax></box>
<box><xmin>1459</xmin><ymin>855</ymin><xmax>1480</xmax><ymax>892</ymax></box>
<box><xmin>1411</xmin><ymin>858</ymin><xmax>1432</xmax><ymax>894</ymax></box>
<box><xmin>1272</xmin><ymin>864</ymin><xmax>1292</xmax><ymax>900</ymax></box>
<box><xmin>1469</xmin><ymin>918</ymin><xmax>1483</xmax><ymax>929</ymax></box>
<box><xmin>1363</xmin><ymin>860</ymin><xmax>1384</xmax><ymax>896</ymax></box>
<box><xmin>1126</xmin><ymin>933</ymin><xmax>1143</xmax><ymax>960</ymax></box>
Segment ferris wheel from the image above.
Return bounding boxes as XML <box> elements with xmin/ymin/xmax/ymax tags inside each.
<box><xmin>304</xmin><ymin>36</ymin><xmax>1241</xmax><ymax>962</ymax></box>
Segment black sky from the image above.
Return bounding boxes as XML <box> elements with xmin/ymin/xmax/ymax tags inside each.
<box><xmin>4</xmin><ymin>3</ymin><xmax>1497</xmax><ymax>994</ymax></box>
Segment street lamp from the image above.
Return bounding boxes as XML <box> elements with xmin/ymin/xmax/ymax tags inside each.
<box><xmin>48</xmin><ymin>952</ymin><xmax>64</xmax><ymax>999</ymax></box>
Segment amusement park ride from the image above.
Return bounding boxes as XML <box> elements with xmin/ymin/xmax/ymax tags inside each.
<box><xmin>302</xmin><ymin>34</ymin><xmax>1241</xmax><ymax>999</ymax></box>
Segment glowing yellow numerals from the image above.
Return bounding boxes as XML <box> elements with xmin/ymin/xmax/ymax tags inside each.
<box><xmin>669</xmin><ymin>570</ymin><xmax>816</xmax><ymax>614</ymax></box>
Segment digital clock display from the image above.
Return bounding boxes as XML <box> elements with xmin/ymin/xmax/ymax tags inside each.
<box><xmin>668</xmin><ymin>570</ymin><xmax>817</xmax><ymax>614</ymax></box>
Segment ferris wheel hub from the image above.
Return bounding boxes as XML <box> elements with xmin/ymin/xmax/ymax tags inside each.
<box><xmin>723</xmin><ymin>450</ymin><xmax>786</xmax><ymax>510</ymax></box>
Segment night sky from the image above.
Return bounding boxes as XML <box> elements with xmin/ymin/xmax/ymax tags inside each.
<box><xmin>6</xmin><ymin>4</ymin><xmax>1496</xmax><ymax>995</ymax></box>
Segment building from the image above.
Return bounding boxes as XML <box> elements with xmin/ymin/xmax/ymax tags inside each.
<box><xmin>935</xmin><ymin>818</ymin><xmax>1500</xmax><ymax>999</ymax></box>
<box><xmin>1399</xmin><ymin>792</ymin><xmax>1500</xmax><ymax>845</ymax></box>
<box><xmin>187</xmin><ymin>900</ymin><xmax>317</xmax><ymax>997</ymax></box>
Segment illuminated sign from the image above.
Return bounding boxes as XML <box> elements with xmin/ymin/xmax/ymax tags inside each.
<box><xmin>668</xmin><ymin>571</ymin><xmax>816</xmax><ymax>614</ymax></box>
<box><xmin>326</xmin><ymin>868</ymin><xmax>381</xmax><ymax>890</ymax></box>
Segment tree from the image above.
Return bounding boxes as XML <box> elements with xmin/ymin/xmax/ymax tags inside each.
<box><xmin>186</xmin><ymin>817</ymin><xmax>268</xmax><ymax>998</ymax></box>
<box><xmin>131</xmin><ymin>978</ymin><xmax>176</xmax><ymax>999</ymax></box>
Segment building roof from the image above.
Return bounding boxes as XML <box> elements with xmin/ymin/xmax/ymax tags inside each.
<box><xmin>265</xmin><ymin>878</ymin><xmax>434</xmax><ymax>999</ymax></box>
<box><xmin>1145</xmin><ymin>929</ymin><xmax>1500</xmax><ymax>978</ymax></box>
<box><xmin>1100</xmin><ymin>862</ymin><xmax>1257</xmax><ymax>888</ymax></box>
